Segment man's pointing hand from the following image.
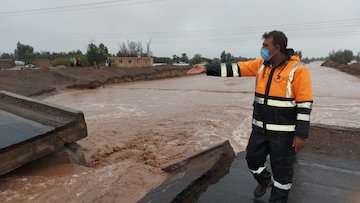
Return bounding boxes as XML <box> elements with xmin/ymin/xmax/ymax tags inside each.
<box><xmin>293</xmin><ymin>136</ymin><xmax>306</xmax><ymax>153</ymax></box>
<box><xmin>187</xmin><ymin>64</ymin><xmax>206</xmax><ymax>75</ymax></box>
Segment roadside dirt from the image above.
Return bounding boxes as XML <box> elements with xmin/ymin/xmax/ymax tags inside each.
<box><xmin>306</xmin><ymin>124</ymin><xmax>360</xmax><ymax>160</ymax></box>
<box><xmin>321</xmin><ymin>60</ymin><xmax>360</xmax><ymax>77</ymax></box>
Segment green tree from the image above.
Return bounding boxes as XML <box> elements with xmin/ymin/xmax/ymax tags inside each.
<box><xmin>295</xmin><ymin>50</ymin><xmax>303</xmax><ymax>59</ymax></box>
<box><xmin>180</xmin><ymin>53</ymin><xmax>189</xmax><ymax>63</ymax></box>
<box><xmin>14</xmin><ymin>42</ymin><xmax>34</xmax><ymax>64</ymax></box>
<box><xmin>98</xmin><ymin>43</ymin><xmax>109</xmax><ymax>62</ymax></box>
<box><xmin>220</xmin><ymin>51</ymin><xmax>226</xmax><ymax>62</ymax></box>
<box><xmin>86</xmin><ymin>42</ymin><xmax>109</xmax><ymax>66</ymax></box>
<box><xmin>0</xmin><ymin>53</ymin><xmax>13</xmax><ymax>59</ymax></box>
<box><xmin>227</xmin><ymin>53</ymin><xmax>233</xmax><ymax>62</ymax></box>
<box><xmin>220</xmin><ymin>50</ymin><xmax>234</xmax><ymax>63</ymax></box>
<box><xmin>172</xmin><ymin>54</ymin><xmax>180</xmax><ymax>63</ymax></box>
<box><xmin>190</xmin><ymin>54</ymin><xmax>203</xmax><ymax>65</ymax></box>
<box><xmin>211</xmin><ymin>57</ymin><xmax>221</xmax><ymax>64</ymax></box>
<box><xmin>328</xmin><ymin>50</ymin><xmax>354</xmax><ymax>64</ymax></box>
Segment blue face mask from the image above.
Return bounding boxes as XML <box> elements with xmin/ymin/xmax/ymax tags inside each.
<box><xmin>260</xmin><ymin>47</ymin><xmax>272</xmax><ymax>61</ymax></box>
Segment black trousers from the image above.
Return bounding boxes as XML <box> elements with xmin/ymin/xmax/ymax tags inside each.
<box><xmin>246</xmin><ymin>129</ymin><xmax>296</xmax><ymax>203</ymax></box>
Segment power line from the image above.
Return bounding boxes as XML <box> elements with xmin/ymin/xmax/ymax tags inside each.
<box><xmin>0</xmin><ymin>0</ymin><xmax>169</xmax><ymax>16</ymax></box>
<box><xmin>0</xmin><ymin>0</ymin><xmax>130</xmax><ymax>14</ymax></box>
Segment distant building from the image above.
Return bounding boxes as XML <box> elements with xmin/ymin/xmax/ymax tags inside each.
<box><xmin>0</xmin><ymin>59</ymin><xmax>15</xmax><ymax>69</ymax></box>
<box><xmin>14</xmin><ymin>61</ymin><xmax>25</xmax><ymax>66</ymax></box>
<box><xmin>349</xmin><ymin>60</ymin><xmax>358</xmax><ymax>64</ymax></box>
<box><xmin>110</xmin><ymin>57</ymin><xmax>153</xmax><ymax>68</ymax></box>
<box><xmin>172</xmin><ymin>62</ymin><xmax>190</xmax><ymax>66</ymax></box>
<box><xmin>32</xmin><ymin>58</ymin><xmax>51</xmax><ymax>70</ymax></box>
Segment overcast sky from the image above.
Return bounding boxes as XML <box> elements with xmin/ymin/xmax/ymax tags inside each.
<box><xmin>1</xmin><ymin>0</ymin><xmax>359</xmax><ymax>58</ymax></box>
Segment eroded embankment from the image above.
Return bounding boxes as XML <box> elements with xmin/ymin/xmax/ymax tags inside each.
<box><xmin>321</xmin><ymin>60</ymin><xmax>360</xmax><ymax>77</ymax></box>
<box><xmin>0</xmin><ymin>65</ymin><xmax>191</xmax><ymax>97</ymax></box>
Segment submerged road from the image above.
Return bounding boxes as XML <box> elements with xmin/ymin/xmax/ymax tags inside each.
<box><xmin>0</xmin><ymin>61</ymin><xmax>359</xmax><ymax>202</ymax></box>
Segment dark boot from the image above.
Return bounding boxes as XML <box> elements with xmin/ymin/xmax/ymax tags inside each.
<box><xmin>252</xmin><ymin>168</ymin><xmax>272</xmax><ymax>198</ymax></box>
<box><xmin>254</xmin><ymin>181</ymin><xmax>273</xmax><ymax>198</ymax></box>
<box><xmin>269</xmin><ymin>186</ymin><xmax>289</xmax><ymax>203</ymax></box>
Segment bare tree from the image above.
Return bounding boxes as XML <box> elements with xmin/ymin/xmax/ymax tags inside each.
<box><xmin>118</xmin><ymin>42</ymin><xmax>129</xmax><ymax>57</ymax></box>
<box><xmin>136</xmin><ymin>41</ymin><xmax>143</xmax><ymax>56</ymax></box>
<box><xmin>146</xmin><ymin>39</ymin><xmax>152</xmax><ymax>57</ymax></box>
<box><xmin>117</xmin><ymin>40</ymin><xmax>152</xmax><ymax>57</ymax></box>
<box><xmin>127</xmin><ymin>41</ymin><xmax>137</xmax><ymax>56</ymax></box>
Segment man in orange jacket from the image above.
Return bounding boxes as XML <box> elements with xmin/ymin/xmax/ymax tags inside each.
<box><xmin>187</xmin><ymin>30</ymin><xmax>313</xmax><ymax>203</ymax></box>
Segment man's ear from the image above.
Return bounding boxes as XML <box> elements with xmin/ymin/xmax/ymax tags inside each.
<box><xmin>275</xmin><ymin>44</ymin><xmax>281</xmax><ymax>51</ymax></box>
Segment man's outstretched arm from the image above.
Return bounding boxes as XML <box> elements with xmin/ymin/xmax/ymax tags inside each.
<box><xmin>187</xmin><ymin>59</ymin><xmax>263</xmax><ymax>77</ymax></box>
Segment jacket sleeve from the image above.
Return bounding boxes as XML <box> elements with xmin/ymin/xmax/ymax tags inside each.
<box><xmin>205</xmin><ymin>58</ymin><xmax>263</xmax><ymax>77</ymax></box>
<box><xmin>238</xmin><ymin>58</ymin><xmax>263</xmax><ymax>77</ymax></box>
<box><xmin>292</xmin><ymin>66</ymin><xmax>314</xmax><ymax>139</ymax></box>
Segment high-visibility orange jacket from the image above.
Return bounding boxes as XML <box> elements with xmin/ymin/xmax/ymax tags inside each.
<box><xmin>206</xmin><ymin>54</ymin><xmax>313</xmax><ymax>138</ymax></box>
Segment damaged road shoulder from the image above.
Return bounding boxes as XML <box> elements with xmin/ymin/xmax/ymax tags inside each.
<box><xmin>138</xmin><ymin>140</ymin><xmax>236</xmax><ymax>203</ymax></box>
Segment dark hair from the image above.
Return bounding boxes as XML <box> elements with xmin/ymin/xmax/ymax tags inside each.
<box><xmin>262</xmin><ymin>31</ymin><xmax>288</xmax><ymax>54</ymax></box>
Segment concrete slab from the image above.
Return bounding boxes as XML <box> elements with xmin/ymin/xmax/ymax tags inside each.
<box><xmin>0</xmin><ymin>91</ymin><xmax>87</xmax><ymax>175</ymax></box>
<box><xmin>138</xmin><ymin>141</ymin><xmax>235</xmax><ymax>203</ymax></box>
<box><xmin>0</xmin><ymin>110</ymin><xmax>54</xmax><ymax>149</ymax></box>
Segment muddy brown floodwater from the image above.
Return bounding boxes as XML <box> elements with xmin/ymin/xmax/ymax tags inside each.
<box><xmin>0</xmin><ymin>62</ymin><xmax>360</xmax><ymax>202</ymax></box>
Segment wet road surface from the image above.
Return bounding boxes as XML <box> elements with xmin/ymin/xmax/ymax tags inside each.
<box><xmin>198</xmin><ymin>152</ymin><xmax>360</xmax><ymax>203</ymax></box>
